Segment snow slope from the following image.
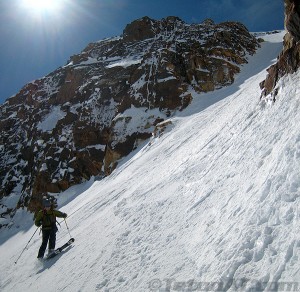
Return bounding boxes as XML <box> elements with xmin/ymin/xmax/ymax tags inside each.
<box><xmin>1</xmin><ymin>31</ymin><xmax>300</xmax><ymax>292</ymax></box>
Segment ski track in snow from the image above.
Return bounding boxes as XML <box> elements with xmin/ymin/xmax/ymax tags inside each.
<box><xmin>1</xmin><ymin>31</ymin><xmax>300</xmax><ymax>292</ymax></box>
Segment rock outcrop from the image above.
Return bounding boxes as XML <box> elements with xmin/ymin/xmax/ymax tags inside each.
<box><xmin>0</xmin><ymin>16</ymin><xmax>259</xmax><ymax>226</ymax></box>
<box><xmin>260</xmin><ymin>0</ymin><xmax>300</xmax><ymax>100</ymax></box>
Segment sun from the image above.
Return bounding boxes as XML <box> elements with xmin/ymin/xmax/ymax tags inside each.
<box><xmin>21</xmin><ymin>0</ymin><xmax>61</xmax><ymax>13</ymax></box>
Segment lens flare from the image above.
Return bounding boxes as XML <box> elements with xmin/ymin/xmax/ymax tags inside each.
<box><xmin>21</xmin><ymin>0</ymin><xmax>60</xmax><ymax>13</ymax></box>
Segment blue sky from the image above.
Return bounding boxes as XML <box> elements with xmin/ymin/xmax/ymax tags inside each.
<box><xmin>0</xmin><ymin>0</ymin><xmax>284</xmax><ymax>105</ymax></box>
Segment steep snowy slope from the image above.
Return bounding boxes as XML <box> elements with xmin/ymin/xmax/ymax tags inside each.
<box><xmin>1</xmin><ymin>31</ymin><xmax>300</xmax><ymax>292</ymax></box>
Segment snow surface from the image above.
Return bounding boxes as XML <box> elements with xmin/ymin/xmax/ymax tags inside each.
<box><xmin>1</xmin><ymin>31</ymin><xmax>300</xmax><ymax>292</ymax></box>
<box><xmin>37</xmin><ymin>106</ymin><xmax>66</xmax><ymax>132</ymax></box>
<box><xmin>112</xmin><ymin>105</ymin><xmax>166</xmax><ymax>146</ymax></box>
<box><xmin>106</xmin><ymin>57</ymin><xmax>142</xmax><ymax>68</ymax></box>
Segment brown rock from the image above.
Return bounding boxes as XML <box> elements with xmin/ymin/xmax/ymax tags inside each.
<box><xmin>123</xmin><ymin>16</ymin><xmax>158</xmax><ymax>42</ymax></box>
<box><xmin>260</xmin><ymin>0</ymin><xmax>300</xmax><ymax>99</ymax></box>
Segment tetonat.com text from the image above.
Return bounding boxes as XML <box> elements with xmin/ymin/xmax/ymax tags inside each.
<box><xmin>148</xmin><ymin>278</ymin><xmax>299</xmax><ymax>291</ymax></box>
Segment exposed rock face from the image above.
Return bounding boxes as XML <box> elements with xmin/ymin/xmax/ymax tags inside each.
<box><xmin>0</xmin><ymin>16</ymin><xmax>259</xmax><ymax>226</ymax></box>
<box><xmin>260</xmin><ymin>0</ymin><xmax>300</xmax><ymax>100</ymax></box>
<box><xmin>285</xmin><ymin>0</ymin><xmax>300</xmax><ymax>42</ymax></box>
<box><xmin>123</xmin><ymin>16</ymin><xmax>158</xmax><ymax>41</ymax></box>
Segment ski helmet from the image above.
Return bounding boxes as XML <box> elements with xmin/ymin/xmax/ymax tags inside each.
<box><xmin>43</xmin><ymin>198</ymin><xmax>51</xmax><ymax>208</ymax></box>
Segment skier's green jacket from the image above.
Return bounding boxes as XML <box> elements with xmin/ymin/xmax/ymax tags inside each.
<box><xmin>35</xmin><ymin>209</ymin><xmax>67</xmax><ymax>230</ymax></box>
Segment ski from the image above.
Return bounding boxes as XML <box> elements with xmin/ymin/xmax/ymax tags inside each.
<box><xmin>46</xmin><ymin>238</ymin><xmax>75</xmax><ymax>259</ymax></box>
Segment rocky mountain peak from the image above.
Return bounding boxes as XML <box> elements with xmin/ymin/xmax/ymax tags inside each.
<box><xmin>123</xmin><ymin>16</ymin><xmax>185</xmax><ymax>42</ymax></box>
<box><xmin>123</xmin><ymin>16</ymin><xmax>157</xmax><ymax>42</ymax></box>
<box><xmin>0</xmin><ymin>16</ymin><xmax>259</xmax><ymax>227</ymax></box>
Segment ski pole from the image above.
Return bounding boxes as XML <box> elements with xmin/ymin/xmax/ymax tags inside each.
<box><xmin>64</xmin><ymin>218</ymin><xmax>72</xmax><ymax>239</ymax></box>
<box><xmin>15</xmin><ymin>227</ymin><xmax>39</xmax><ymax>264</ymax></box>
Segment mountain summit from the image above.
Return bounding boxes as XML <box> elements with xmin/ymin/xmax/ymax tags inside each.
<box><xmin>0</xmin><ymin>16</ymin><xmax>259</xmax><ymax>222</ymax></box>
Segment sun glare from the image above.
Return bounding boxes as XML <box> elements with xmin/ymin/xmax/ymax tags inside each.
<box><xmin>22</xmin><ymin>0</ymin><xmax>61</xmax><ymax>13</ymax></box>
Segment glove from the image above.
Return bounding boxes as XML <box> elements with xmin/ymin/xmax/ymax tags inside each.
<box><xmin>36</xmin><ymin>221</ymin><xmax>42</xmax><ymax>227</ymax></box>
<box><xmin>63</xmin><ymin>213</ymin><xmax>67</xmax><ymax>218</ymax></box>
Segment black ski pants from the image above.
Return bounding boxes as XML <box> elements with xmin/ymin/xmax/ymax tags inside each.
<box><xmin>37</xmin><ymin>227</ymin><xmax>57</xmax><ymax>258</ymax></box>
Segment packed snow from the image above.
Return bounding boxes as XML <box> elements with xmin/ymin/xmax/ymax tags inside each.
<box><xmin>1</xmin><ymin>31</ymin><xmax>300</xmax><ymax>292</ymax></box>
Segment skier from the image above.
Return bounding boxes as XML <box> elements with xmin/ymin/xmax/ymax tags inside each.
<box><xmin>35</xmin><ymin>199</ymin><xmax>67</xmax><ymax>259</ymax></box>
